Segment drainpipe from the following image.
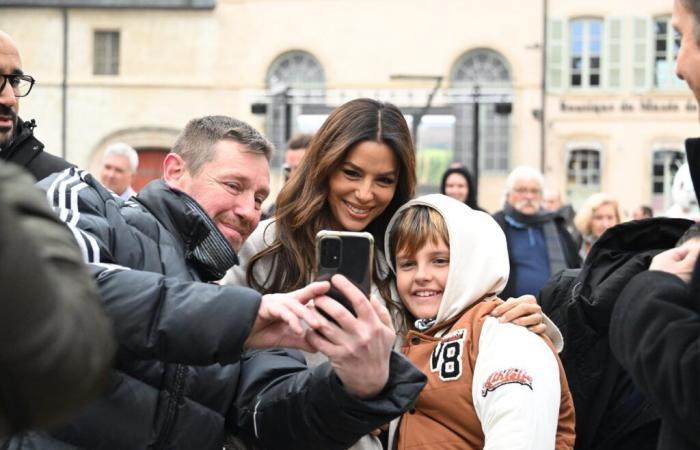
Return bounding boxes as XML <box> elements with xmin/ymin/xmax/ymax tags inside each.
<box><xmin>540</xmin><ymin>0</ymin><xmax>548</xmax><ymax>172</ymax></box>
<box><xmin>61</xmin><ymin>7</ymin><xmax>69</xmax><ymax>159</ymax></box>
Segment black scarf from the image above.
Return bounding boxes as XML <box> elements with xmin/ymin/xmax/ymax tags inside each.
<box><xmin>180</xmin><ymin>194</ymin><xmax>238</xmax><ymax>281</ymax></box>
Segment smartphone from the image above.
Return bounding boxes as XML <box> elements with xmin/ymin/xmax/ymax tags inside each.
<box><xmin>315</xmin><ymin>230</ymin><xmax>374</xmax><ymax>316</ymax></box>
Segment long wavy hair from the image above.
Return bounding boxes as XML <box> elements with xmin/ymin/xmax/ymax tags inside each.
<box><xmin>246</xmin><ymin>98</ymin><xmax>416</xmax><ymax>294</ymax></box>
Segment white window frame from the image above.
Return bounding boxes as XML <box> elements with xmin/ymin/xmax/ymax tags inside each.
<box><xmin>650</xmin><ymin>145</ymin><xmax>685</xmax><ymax>211</ymax></box>
<box><xmin>569</xmin><ymin>18</ymin><xmax>604</xmax><ymax>89</ymax></box>
<box><xmin>450</xmin><ymin>48</ymin><xmax>512</xmax><ymax>173</ymax></box>
<box><xmin>565</xmin><ymin>142</ymin><xmax>603</xmax><ymax>208</ymax></box>
<box><xmin>653</xmin><ymin>15</ymin><xmax>685</xmax><ymax>89</ymax></box>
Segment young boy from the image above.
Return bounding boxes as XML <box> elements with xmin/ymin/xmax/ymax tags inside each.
<box><xmin>384</xmin><ymin>194</ymin><xmax>575</xmax><ymax>449</ymax></box>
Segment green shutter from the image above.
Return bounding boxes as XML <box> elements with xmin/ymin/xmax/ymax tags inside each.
<box><xmin>547</xmin><ymin>18</ymin><xmax>566</xmax><ymax>91</ymax></box>
<box><xmin>633</xmin><ymin>17</ymin><xmax>652</xmax><ymax>91</ymax></box>
<box><xmin>604</xmin><ymin>17</ymin><xmax>623</xmax><ymax>90</ymax></box>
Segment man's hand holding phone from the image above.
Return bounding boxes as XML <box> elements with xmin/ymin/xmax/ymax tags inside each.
<box><xmin>244</xmin><ymin>280</ymin><xmax>329</xmax><ymax>351</ymax></box>
<box><xmin>305</xmin><ymin>274</ymin><xmax>397</xmax><ymax>399</ymax></box>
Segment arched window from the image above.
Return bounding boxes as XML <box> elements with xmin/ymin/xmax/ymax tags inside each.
<box><xmin>266</xmin><ymin>50</ymin><xmax>325</xmax><ymax>90</ymax></box>
<box><xmin>451</xmin><ymin>49</ymin><xmax>512</xmax><ymax>87</ymax></box>
<box><xmin>450</xmin><ymin>49</ymin><xmax>512</xmax><ymax>173</ymax></box>
<box><xmin>265</xmin><ymin>50</ymin><xmax>325</xmax><ymax>156</ymax></box>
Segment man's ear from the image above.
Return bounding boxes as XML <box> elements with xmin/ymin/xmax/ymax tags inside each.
<box><xmin>162</xmin><ymin>153</ymin><xmax>188</xmax><ymax>188</ymax></box>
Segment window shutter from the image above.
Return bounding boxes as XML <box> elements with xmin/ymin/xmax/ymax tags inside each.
<box><xmin>604</xmin><ymin>17</ymin><xmax>623</xmax><ymax>90</ymax></box>
<box><xmin>633</xmin><ymin>17</ymin><xmax>652</xmax><ymax>91</ymax></box>
<box><xmin>547</xmin><ymin>18</ymin><xmax>566</xmax><ymax>91</ymax></box>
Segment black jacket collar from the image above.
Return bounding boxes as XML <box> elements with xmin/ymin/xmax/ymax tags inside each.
<box><xmin>0</xmin><ymin>117</ymin><xmax>43</xmax><ymax>163</ymax></box>
<box><xmin>135</xmin><ymin>179</ymin><xmax>237</xmax><ymax>281</ymax></box>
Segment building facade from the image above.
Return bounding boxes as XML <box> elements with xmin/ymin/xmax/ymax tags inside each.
<box><xmin>1</xmin><ymin>0</ymin><xmax>696</xmax><ymax>213</ymax></box>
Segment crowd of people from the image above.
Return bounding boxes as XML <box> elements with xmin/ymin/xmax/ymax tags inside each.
<box><xmin>1</xmin><ymin>0</ymin><xmax>700</xmax><ymax>448</ymax></box>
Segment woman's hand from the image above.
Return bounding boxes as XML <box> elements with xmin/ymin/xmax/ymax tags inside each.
<box><xmin>491</xmin><ymin>295</ymin><xmax>546</xmax><ymax>335</ymax></box>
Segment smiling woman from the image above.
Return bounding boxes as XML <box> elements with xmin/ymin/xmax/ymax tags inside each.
<box><xmin>226</xmin><ymin>98</ymin><xmax>416</xmax><ymax>300</ymax></box>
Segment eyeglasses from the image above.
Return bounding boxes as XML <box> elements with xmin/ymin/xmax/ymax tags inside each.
<box><xmin>0</xmin><ymin>74</ymin><xmax>35</xmax><ymax>98</ymax></box>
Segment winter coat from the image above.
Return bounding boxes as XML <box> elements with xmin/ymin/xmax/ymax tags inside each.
<box><xmin>0</xmin><ymin>118</ymin><xmax>72</xmax><ymax>181</ymax></box>
<box><xmin>540</xmin><ymin>217</ymin><xmax>692</xmax><ymax>450</ymax></box>
<box><xmin>24</xmin><ymin>168</ymin><xmax>426</xmax><ymax>450</ymax></box>
<box><xmin>0</xmin><ymin>162</ymin><xmax>114</xmax><ymax>438</ymax></box>
<box><xmin>608</xmin><ymin>136</ymin><xmax>700</xmax><ymax>450</ymax></box>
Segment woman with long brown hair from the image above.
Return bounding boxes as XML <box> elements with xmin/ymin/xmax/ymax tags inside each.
<box><xmin>228</xmin><ymin>98</ymin><xmax>415</xmax><ymax>301</ymax></box>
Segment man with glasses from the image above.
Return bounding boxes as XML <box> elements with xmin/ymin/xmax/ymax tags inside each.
<box><xmin>493</xmin><ymin>166</ymin><xmax>580</xmax><ymax>298</ymax></box>
<box><xmin>0</xmin><ymin>30</ymin><xmax>72</xmax><ymax>180</ymax></box>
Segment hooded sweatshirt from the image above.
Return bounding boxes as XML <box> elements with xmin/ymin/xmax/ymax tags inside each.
<box><xmin>384</xmin><ymin>194</ymin><xmax>575</xmax><ymax>450</ymax></box>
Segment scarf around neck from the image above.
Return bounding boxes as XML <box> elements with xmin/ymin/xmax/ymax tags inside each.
<box><xmin>503</xmin><ymin>202</ymin><xmax>568</xmax><ymax>277</ymax></box>
<box><xmin>180</xmin><ymin>194</ymin><xmax>238</xmax><ymax>281</ymax></box>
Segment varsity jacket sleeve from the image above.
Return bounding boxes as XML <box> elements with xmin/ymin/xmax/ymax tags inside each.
<box><xmin>0</xmin><ymin>162</ymin><xmax>114</xmax><ymax>436</ymax></box>
<box><xmin>232</xmin><ymin>349</ymin><xmax>427</xmax><ymax>450</ymax></box>
<box><xmin>90</xmin><ymin>265</ymin><xmax>261</xmax><ymax>366</ymax></box>
<box><xmin>473</xmin><ymin>317</ymin><xmax>562</xmax><ymax>450</ymax></box>
<box><xmin>609</xmin><ymin>270</ymin><xmax>700</xmax><ymax>446</ymax></box>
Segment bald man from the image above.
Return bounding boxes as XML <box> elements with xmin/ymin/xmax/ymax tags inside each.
<box><xmin>0</xmin><ymin>30</ymin><xmax>71</xmax><ymax>180</ymax></box>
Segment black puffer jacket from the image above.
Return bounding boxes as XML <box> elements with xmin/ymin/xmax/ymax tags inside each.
<box><xmin>540</xmin><ymin>217</ymin><xmax>692</xmax><ymax>450</ymax></box>
<box><xmin>29</xmin><ymin>168</ymin><xmax>426</xmax><ymax>450</ymax></box>
<box><xmin>0</xmin><ymin>118</ymin><xmax>72</xmax><ymax>181</ymax></box>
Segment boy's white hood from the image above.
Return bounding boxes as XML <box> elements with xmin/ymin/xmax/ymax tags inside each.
<box><xmin>384</xmin><ymin>194</ymin><xmax>510</xmax><ymax>326</ymax></box>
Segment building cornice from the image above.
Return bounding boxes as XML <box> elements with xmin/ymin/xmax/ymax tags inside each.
<box><xmin>0</xmin><ymin>0</ymin><xmax>214</xmax><ymax>9</ymax></box>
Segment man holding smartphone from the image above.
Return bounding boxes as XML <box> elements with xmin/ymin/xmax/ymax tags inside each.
<box><xmin>28</xmin><ymin>115</ymin><xmax>425</xmax><ymax>450</ymax></box>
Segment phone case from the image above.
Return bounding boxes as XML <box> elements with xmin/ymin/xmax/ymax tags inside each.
<box><xmin>315</xmin><ymin>230</ymin><xmax>374</xmax><ymax>314</ymax></box>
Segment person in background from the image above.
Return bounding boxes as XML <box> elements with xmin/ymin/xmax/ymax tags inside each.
<box><xmin>0</xmin><ymin>30</ymin><xmax>72</xmax><ymax>180</ymax></box>
<box><xmin>282</xmin><ymin>133</ymin><xmax>311</xmax><ymax>182</ymax></box>
<box><xmin>99</xmin><ymin>142</ymin><xmax>139</xmax><ymax>200</ymax></box>
<box><xmin>493</xmin><ymin>166</ymin><xmax>580</xmax><ymax>299</ymax></box>
<box><xmin>384</xmin><ymin>194</ymin><xmax>575</xmax><ymax>450</ymax></box>
<box><xmin>543</xmin><ymin>187</ymin><xmax>578</xmax><ymax>242</ymax></box>
<box><xmin>439</xmin><ymin>165</ymin><xmax>484</xmax><ymax>211</ymax></box>
<box><xmin>262</xmin><ymin>133</ymin><xmax>312</xmax><ymax>219</ymax></box>
<box><xmin>573</xmin><ymin>193</ymin><xmax>621</xmax><ymax>259</ymax></box>
<box><xmin>632</xmin><ymin>205</ymin><xmax>654</xmax><ymax>220</ymax></box>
